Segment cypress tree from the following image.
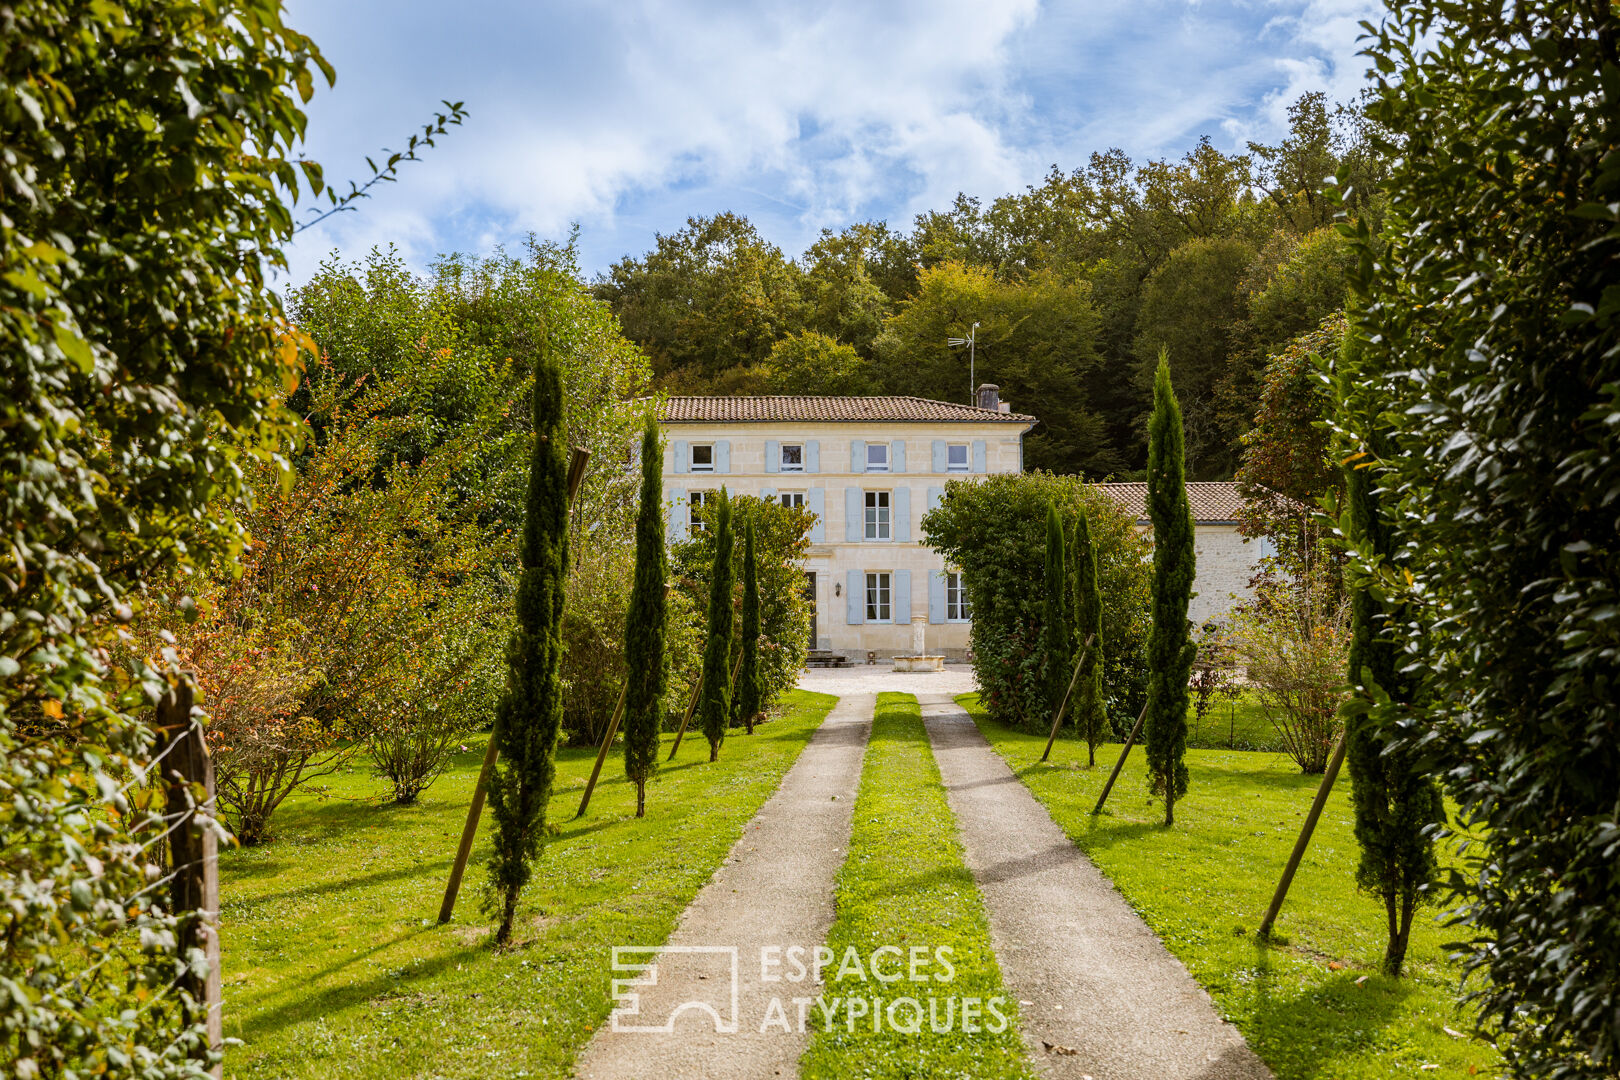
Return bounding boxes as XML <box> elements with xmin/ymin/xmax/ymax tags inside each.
<box><xmin>735</xmin><ymin>516</ymin><xmax>763</xmax><ymax>736</ymax></box>
<box><xmin>1144</xmin><ymin>353</ymin><xmax>1196</xmax><ymax>826</ymax></box>
<box><xmin>623</xmin><ymin>415</ymin><xmax>667</xmax><ymax>818</ymax></box>
<box><xmin>1042</xmin><ymin>504</ymin><xmax>1071</xmax><ymax>720</ymax></box>
<box><xmin>1072</xmin><ymin>508</ymin><xmax>1106</xmax><ymax>767</ymax></box>
<box><xmin>1340</xmin><ymin>337</ymin><xmax>1443</xmax><ymax>977</ymax></box>
<box><xmin>698</xmin><ymin>489</ymin><xmax>735</xmax><ymax>762</ymax></box>
<box><xmin>485</xmin><ymin>349</ymin><xmax>569</xmax><ymax>944</ymax></box>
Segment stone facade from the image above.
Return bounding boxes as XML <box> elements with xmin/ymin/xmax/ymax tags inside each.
<box><xmin>660</xmin><ymin>393</ymin><xmax>1034</xmax><ymax>662</ymax></box>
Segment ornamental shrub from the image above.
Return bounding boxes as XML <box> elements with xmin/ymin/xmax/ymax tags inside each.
<box><xmin>696</xmin><ymin>490</ymin><xmax>735</xmax><ymax>762</ymax></box>
<box><xmin>1041</xmin><ymin>505</ymin><xmax>1072</xmax><ymax>718</ymax></box>
<box><xmin>1336</xmin><ymin>1</ymin><xmax>1619</xmax><ymax>1068</ymax></box>
<box><xmin>923</xmin><ymin>473</ymin><xmax>1150</xmax><ymax>733</ymax></box>
<box><xmin>1070</xmin><ymin>509</ymin><xmax>1107</xmax><ymax>766</ymax></box>
<box><xmin>734</xmin><ymin>518</ymin><xmax>764</xmax><ymax>735</ymax></box>
<box><xmin>623</xmin><ymin>416</ymin><xmax>667</xmax><ymax>817</ymax></box>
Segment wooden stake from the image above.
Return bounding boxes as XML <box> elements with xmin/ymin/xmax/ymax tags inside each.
<box><xmin>575</xmin><ymin>684</ymin><xmax>628</xmax><ymax>819</ymax></box>
<box><xmin>1258</xmin><ymin>731</ymin><xmax>1348</xmax><ymax>940</ymax></box>
<box><xmin>1040</xmin><ymin>634</ymin><xmax>1096</xmax><ymax>763</ymax></box>
<box><xmin>438</xmin><ymin>447</ymin><xmax>589</xmax><ymax>924</ymax></box>
<box><xmin>666</xmin><ymin>671</ymin><xmax>704</xmax><ymax>760</ymax></box>
<box><xmin>1092</xmin><ymin>700</ymin><xmax>1149</xmax><ymax>816</ymax></box>
<box><xmin>156</xmin><ymin>678</ymin><xmax>222</xmax><ymax>1078</ymax></box>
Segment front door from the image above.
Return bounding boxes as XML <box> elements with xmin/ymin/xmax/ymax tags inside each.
<box><xmin>803</xmin><ymin>572</ymin><xmax>817</xmax><ymax>650</ymax></box>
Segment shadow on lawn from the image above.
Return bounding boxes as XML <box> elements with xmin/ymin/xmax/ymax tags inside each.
<box><xmin>1242</xmin><ymin>952</ymin><xmax>1412</xmax><ymax>1078</ymax></box>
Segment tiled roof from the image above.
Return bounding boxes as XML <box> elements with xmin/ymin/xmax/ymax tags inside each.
<box><xmin>658</xmin><ymin>395</ymin><xmax>1037</xmax><ymax>424</ymax></box>
<box><xmin>1091</xmin><ymin>481</ymin><xmax>1250</xmax><ymax>524</ymax></box>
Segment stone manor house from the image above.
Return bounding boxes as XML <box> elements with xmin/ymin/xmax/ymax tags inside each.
<box><xmin>658</xmin><ymin>388</ymin><xmax>1266</xmax><ymax>664</ymax></box>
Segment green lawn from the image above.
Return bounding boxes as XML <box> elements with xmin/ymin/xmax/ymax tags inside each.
<box><xmin>960</xmin><ymin>693</ymin><xmax>1503</xmax><ymax>1080</ymax></box>
<box><xmin>799</xmin><ymin>693</ymin><xmax>1036</xmax><ymax>1080</ymax></box>
<box><xmin>1186</xmin><ymin>690</ymin><xmax>1283</xmax><ymax>752</ymax></box>
<box><xmin>218</xmin><ymin>690</ymin><xmax>836</xmax><ymax>1079</ymax></box>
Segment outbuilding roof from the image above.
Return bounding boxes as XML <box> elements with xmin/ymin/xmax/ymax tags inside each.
<box><xmin>1091</xmin><ymin>481</ymin><xmax>1250</xmax><ymax>525</ymax></box>
<box><xmin>658</xmin><ymin>395</ymin><xmax>1037</xmax><ymax>424</ymax></box>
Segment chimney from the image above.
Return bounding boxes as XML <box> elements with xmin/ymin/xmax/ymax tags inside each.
<box><xmin>976</xmin><ymin>383</ymin><xmax>1000</xmax><ymax>412</ymax></box>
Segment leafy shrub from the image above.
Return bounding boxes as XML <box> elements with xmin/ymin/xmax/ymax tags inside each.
<box><xmin>923</xmin><ymin>473</ymin><xmax>1151</xmax><ymax>732</ymax></box>
<box><xmin>1231</xmin><ymin>571</ymin><xmax>1349</xmax><ymax>774</ymax></box>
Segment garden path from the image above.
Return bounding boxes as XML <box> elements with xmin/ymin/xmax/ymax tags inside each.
<box><xmin>574</xmin><ymin>692</ymin><xmax>875</xmax><ymax>1080</ymax></box>
<box><xmin>919</xmin><ymin>694</ymin><xmax>1273</xmax><ymax>1080</ymax></box>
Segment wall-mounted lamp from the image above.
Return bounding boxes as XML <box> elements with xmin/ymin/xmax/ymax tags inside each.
<box><xmin>834</xmin><ymin>581</ymin><xmax>841</xmax><ymax>597</ymax></box>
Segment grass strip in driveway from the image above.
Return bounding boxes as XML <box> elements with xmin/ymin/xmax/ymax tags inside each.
<box><xmin>799</xmin><ymin>692</ymin><xmax>1037</xmax><ymax>1080</ymax></box>
<box><xmin>959</xmin><ymin>693</ymin><xmax>1503</xmax><ymax>1080</ymax></box>
<box><xmin>219</xmin><ymin>689</ymin><xmax>836</xmax><ymax>1079</ymax></box>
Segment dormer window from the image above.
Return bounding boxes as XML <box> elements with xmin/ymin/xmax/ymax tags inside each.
<box><xmin>780</xmin><ymin>444</ymin><xmax>804</xmax><ymax>472</ymax></box>
<box><xmin>690</xmin><ymin>444</ymin><xmax>714</xmax><ymax>472</ymax></box>
<box><xmin>866</xmin><ymin>443</ymin><xmax>890</xmax><ymax>472</ymax></box>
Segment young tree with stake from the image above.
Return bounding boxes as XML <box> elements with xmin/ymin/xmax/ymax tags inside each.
<box><xmin>1144</xmin><ymin>353</ymin><xmax>1196</xmax><ymax>825</ymax></box>
<box><xmin>735</xmin><ymin>517</ymin><xmax>763</xmax><ymax>736</ymax></box>
<box><xmin>698</xmin><ymin>489</ymin><xmax>736</xmax><ymax>761</ymax></box>
<box><xmin>623</xmin><ymin>416</ymin><xmax>667</xmax><ymax>817</ymax></box>
<box><xmin>1072</xmin><ymin>508</ymin><xmax>1107</xmax><ymax>766</ymax></box>
<box><xmin>485</xmin><ymin>350</ymin><xmax>569</xmax><ymax>944</ymax></box>
<box><xmin>1042</xmin><ymin>504</ymin><xmax>1071</xmax><ymax>719</ymax></box>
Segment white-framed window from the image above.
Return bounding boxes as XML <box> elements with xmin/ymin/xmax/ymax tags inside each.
<box><xmin>866</xmin><ymin>442</ymin><xmax>890</xmax><ymax>472</ymax></box>
<box><xmin>865</xmin><ymin>572</ymin><xmax>891</xmax><ymax>623</ymax></box>
<box><xmin>864</xmin><ymin>490</ymin><xmax>891</xmax><ymax>541</ymax></box>
<box><xmin>689</xmin><ymin>490</ymin><xmax>712</xmax><ymax>532</ymax></box>
<box><xmin>946</xmin><ymin>571</ymin><xmax>971</xmax><ymax>621</ymax></box>
<box><xmin>779</xmin><ymin>491</ymin><xmax>804</xmax><ymax>510</ymax></box>
<box><xmin>780</xmin><ymin>444</ymin><xmax>804</xmax><ymax>472</ymax></box>
<box><xmin>946</xmin><ymin>443</ymin><xmax>970</xmax><ymax>472</ymax></box>
<box><xmin>690</xmin><ymin>444</ymin><xmax>715</xmax><ymax>472</ymax></box>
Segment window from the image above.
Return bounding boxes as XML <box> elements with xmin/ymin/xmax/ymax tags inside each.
<box><xmin>946</xmin><ymin>443</ymin><xmax>970</xmax><ymax>472</ymax></box>
<box><xmin>866</xmin><ymin>442</ymin><xmax>889</xmax><ymax>472</ymax></box>
<box><xmin>779</xmin><ymin>491</ymin><xmax>804</xmax><ymax>510</ymax></box>
<box><xmin>865</xmin><ymin>572</ymin><xmax>891</xmax><ymax>622</ymax></box>
<box><xmin>864</xmin><ymin>490</ymin><xmax>891</xmax><ymax>541</ymax></box>
<box><xmin>946</xmin><ymin>572</ymin><xmax>971</xmax><ymax>621</ymax></box>
<box><xmin>689</xmin><ymin>490</ymin><xmax>712</xmax><ymax>532</ymax></box>
<box><xmin>690</xmin><ymin>444</ymin><xmax>714</xmax><ymax>472</ymax></box>
<box><xmin>780</xmin><ymin>444</ymin><xmax>803</xmax><ymax>472</ymax></box>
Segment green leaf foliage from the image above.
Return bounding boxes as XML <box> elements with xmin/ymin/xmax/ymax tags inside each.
<box><xmin>1336</xmin><ymin>2</ymin><xmax>1619</xmax><ymax>1068</ymax></box>
<box><xmin>1144</xmin><ymin>355</ymin><xmax>1195</xmax><ymax>824</ymax></box>
<box><xmin>734</xmin><ymin>518</ymin><xmax>764</xmax><ymax>735</ymax></box>
<box><xmin>1042</xmin><ymin>505</ymin><xmax>1072</xmax><ymax>715</ymax></box>
<box><xmin>485</xmin><ymin>350</ymin><xmax>569</xmax><ymax>944</ymax></box>
<box><xmin>922</xmin><ymin>473</ymin><xmax>1150</xmax><ymax>734</ymax></box>
<box><xmin>1070</xmin><ymin>509</ymin><xmax>1107</xmax><ymax>765</ymax></box>
<box><xmin>623</xmin><ymin>416</ymin><xmax>667</xmax><ymax>817</ymax></box>
<box><xmin>697</xmin><ymin>491</ymin><xmax>736</xmax><ymax>762</ymax></box>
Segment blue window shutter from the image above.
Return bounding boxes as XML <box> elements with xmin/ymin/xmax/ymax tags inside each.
<box><xmin>761</xmin><ymin>487</ymin><xmax>776</xmax><ymax>504</ymax></box>
<box><xmin>847</xmin><ymin>570</ymin><xmax>864</xmax><ymax>625</ymax></box>
<box><xmin>972</xmin><ymin>440</ymin><xmax>987</xmax><ymax>474</ymax></box>
<box><xmin>845</xmin><ymin>487</ymin><xmax>862</xmax><ymax>543</ymax></box>
<box><xmin>715</xmin><ymin>440</ymin><xmax>731</xmax><ymax>474</ymax></box>
<box><xmin>927</xmin><ymin>485</ymin><xmax>943</xmax><ymax>514</ymax></box>
<box><xmin>891</xmin><ymin>440</ymin><xmax>907</xmax><ymax>473</ymax></box>
<box><xmin>674</xmin><ymin>441</ymin><xmax>688</xmax><ymax>474</ymax></box>
<box><xmin>893</xmin><ymin>486</ymin><xmax>911</xmax><ymax>543</ymax></box>
<box><xmin>806</xmin><ymin>440</ymin><xmax>820</xmax><ymax>473</ymax></box>
<box><xmin>850</xmin><ymin>439</ymin><xmax>866</xmax><ymax>474</ymax></box>
<box><xmin>667</xmin><ymin>488</ymin><xmax>686</xmax><ymax>541</ymax></box>
<box><xmin>893</xmin><ymin>570</ymin><xmax>911</xmax><ymax>624</ymax></box>
<box><xmin>929</xmin><ymin>571</ymin><xmax>946</xmax><ymax>624</ymax></box>
<box><xmin>807</xmin><ymin>488</ymin><xmax>825</xmax><ymax>542</ymax></box>
<box><xmin>932</xmin><ymin>440</ymin><xmax>947</xmax><ymax>472</ymax></box>
<box><xmin>765</xmin><ymin>440</ymin><xmax>779</xmax><ymax>474</ymax></box>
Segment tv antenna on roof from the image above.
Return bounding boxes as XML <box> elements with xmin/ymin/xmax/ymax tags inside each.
<box><xmin>947</xmin><ymin>322</ymin><xmax>979</xmax><ymax>406</ymax></box>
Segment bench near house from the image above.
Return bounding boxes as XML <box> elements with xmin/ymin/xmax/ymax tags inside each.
<box><xmin>659</xmin><ymin>387</ymin><xmax>1035</xmax><ymax>663</ymax></box>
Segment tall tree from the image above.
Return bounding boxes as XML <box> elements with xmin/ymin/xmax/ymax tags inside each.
<box><xmin>1143</xmin><ymin>354</ymin><xmax>1196</xmax><ymax>825</ymax></box>
<box><xmin>1340</xmin><ymin>2</ymin><xmax>1616</xmax><ymax>1062</ymax></box>
<box><xmin>735</xmin><ymin>518</ymin><xmax>763</xmax><ymax>736</ymax></box>
<box><xmin>485</xmin><ymin>350</ymin><xmax>569</xmax><ymax>944</ymax></box>
<box><xmin>1042</xmin><ymin>506</ymin><xmax>1072</xmax><ymax>719</ymax></box>
<box><xmin>1071</xmin><ymin>509</ymin><xmax>1107</xmax><ymax>766</ymax></box>
<box><xmin>698</xmin><ymin>490</ymin><xmax>736</xmax><ymax>762</ymax></box>
<box><xmin>623</xmin><ymin>415</ymin><xmax>667</xmax><ymax>818</ymax></box>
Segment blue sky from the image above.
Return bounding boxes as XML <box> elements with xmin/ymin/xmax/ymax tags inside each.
<box><xmin>280</xmin><ymin>0</ymin><xmax>1381</xmax><ymax>287</ymax></box>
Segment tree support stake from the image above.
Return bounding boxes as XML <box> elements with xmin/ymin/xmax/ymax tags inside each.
<box><xmin>1092</xmin><ymin>700</ymin><xmax>1149</xmax><ymax>815</ymax></box>
<box><xmin>1259</xmin><ymin>731</ymin><xmax>1347</xmax><ymax>940</ymax></box>
<box><xmin>1040</xmin><ymin>634</ymin><xmax>1096</xmax><ymax>763</ymax></box>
